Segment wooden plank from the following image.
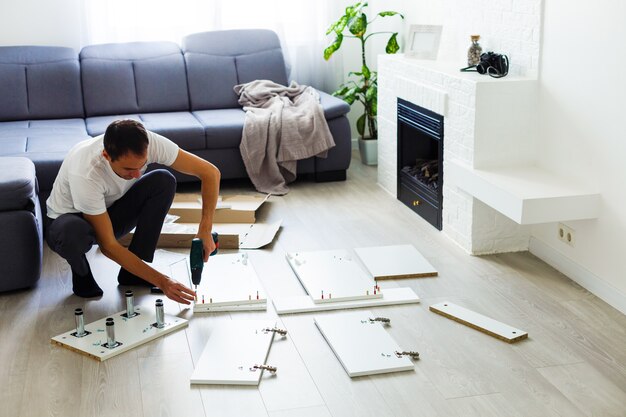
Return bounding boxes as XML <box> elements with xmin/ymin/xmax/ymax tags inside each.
<box><xmin>429</xmin><ymin>302</ymin><xmax>528</xmax><ymax>343</ymax></box>
<box><xmin>286</xmin><ymin>250</ymin><xmax>381</xmax><ymax>303</ymax></box>
<box><xmin>354</xmin><ymin>244</ymin><xmax>438</xmax><ymax>279</ymax></box>
<box><xmin>273</xmin><ymin>287</ymin><xmax>420</xmax><ymax>315</ymax></box>
<box><xmin>50</xmin><ymin>306</ymin><xmax>188</xmax><ymax>361</ymax></box>
<box><xmin>190</xmin><ymin>320</ymin><xmax>277</xmax><ymax>386</ymax></box>
<box><xmin>314</xmin><ymin>311</ymin><xmax>415</xmax><ymax>377</ymax></box>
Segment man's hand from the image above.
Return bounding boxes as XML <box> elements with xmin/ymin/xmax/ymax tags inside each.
<box><xmin>160</xmin><ymin>276</ymin><xmax>196</xmax><ymax>304</ymax></box>
<box><xmin>196</xmin><ymin>230</ymin><xmax>217</xmax><ymax>262</ymax></box>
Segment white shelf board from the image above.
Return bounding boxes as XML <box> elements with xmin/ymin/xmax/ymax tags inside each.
<box><xmin>286</xmin><ymin>250</ymin><xmax>381</xmax><ymax>304</ymax></box>
<box><xmin>273</xmin><ymin>287</ymin><xmax>419</xmax><ymax>315</ymax></box>
<box><xmin>354</xmin><ymin>245</ymin><xmax>437</xmax><ymax>280</ymax></box>
<box><xmin>430</xmin><ymin>302</ymin><xmax>528</xmax><ymax>343</ymax></box>
<box><xmin>315</xmin><ymin>311</ymin><xmax>415</xmax><ymax>377</ymax></box>
<box><xmin>190</xmin><ymin>320</ymin><xmax>276</xmax><ymax>386</ymax></box>
<box><xmin>447</xmin><ymin>159</ymin><xmax>600</xmax><ymax>224</ymax></box>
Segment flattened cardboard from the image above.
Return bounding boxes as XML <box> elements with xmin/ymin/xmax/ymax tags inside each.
<box><xmin>169</xmin><ymin>194</ymin><xmax>271</xmax><ymax>224</ymax></box>
<box><xmin>119</xmin><ymin>220</ymin><xmax>281</xmax><ymax>249</ymax></box>
<box><xmin>215</xmin><ymin>221</ymin><xmax>282</xmax><ymax>249</ymax></box>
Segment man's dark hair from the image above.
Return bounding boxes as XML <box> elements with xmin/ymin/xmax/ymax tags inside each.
<box><xmin>103</xmin><ymin>120</ymin><xmax>149</xmax><ymax>161</ymax></box>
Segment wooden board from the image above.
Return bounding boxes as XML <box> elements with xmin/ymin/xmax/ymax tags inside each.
<box><xmin>314</xmin><ymin>311</ymin><xmax>415</xmax><ymax>377</ymax></box>
<box><xmin>190</xmin><ymin>320</ymin><xmax>276</xmax><ymax>386</ymax></box>
<box><xmin>354</xmin><ymin>244</ymin><xmax>438</xmax><ymax>279</ymax></box>
<box><xmin>51</xmin><ymin>306</ymin><xmax>188</xmax><ymax>361</ymax></box>
<box><xmin>286</xmin><ymin>250</ymin><xmax>381</xmax><ymax>304</ymax></box>
<box><xmin>273</xmin><ymin>287</ymin><xmax>420</xmax><ymax>315</ymax></box>
<box><xmin>429</xmin><ymin>302</ymin><xmax>528</xmax><ymax>343</ymax></box>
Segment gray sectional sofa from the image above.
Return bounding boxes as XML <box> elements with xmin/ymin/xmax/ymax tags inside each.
<box><xmin>0</xmin><ymin>29</ymin><xmax>351</xmax><ymax>292</ymax></box>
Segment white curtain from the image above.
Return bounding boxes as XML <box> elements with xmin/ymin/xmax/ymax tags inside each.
<box><xmin>83</xmin><ymin>0</ymin><xmax>345</xmax><ymax>92</ymax></box>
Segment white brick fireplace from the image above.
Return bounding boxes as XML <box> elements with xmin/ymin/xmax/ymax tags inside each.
<box><xmin>377</xmin><ymin>56</ymin><xmax>600</xmax><ymax>254</ymax></box>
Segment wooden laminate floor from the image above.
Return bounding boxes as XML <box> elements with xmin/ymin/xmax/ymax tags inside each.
<box><xmin>2</xmin><ymin>153</ymin><xmax>625</xmax><ymax>417</ymax></box>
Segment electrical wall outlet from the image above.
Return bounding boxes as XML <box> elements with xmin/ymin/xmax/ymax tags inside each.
<box><xmin>557</xmin><ymin>223</ymin><xmax>575</xmax><ymax>247</ymax></box>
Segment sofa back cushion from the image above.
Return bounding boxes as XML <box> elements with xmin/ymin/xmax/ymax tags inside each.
<box><xmin>80</xmin><ymin>42</ymin><xmax>189</xmax><ymax>117</ymax></box>
<box><xmin>0</xmin><ymin>46</ymin><xmax>84</xmax><ymax>122</ymax></box>
<box><xmin>182</xmin><ymin>30</ymin><xmax>289</xmax><ymax>110</ymax></box>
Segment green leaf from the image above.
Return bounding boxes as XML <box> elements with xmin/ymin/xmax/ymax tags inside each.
<box><xmin>348</xmin><ymin>71</ymin><xmax>363</xmax><ymax>77</ymax></box>
<box><xmin>342</xmin><ymin>87</ymin><xmax>360</xmax><ymax>105</ymax></box>
<box><xmin>365</xmin><ymin>85</ymin><xmax>376</xmax><ymax>102</ymax></box>
<box><xmin>333</xmin><ymin>85</ymin><xmax>350</xmax><ymax>96</ymax></box>
<box><xmin>385</xmin><ymin>32</ymin><xmax>400</xmax><ymax>54</ymax></box>
<box><xmin>323</xmin><ymin>33</ymin><xmax>343</xmax><ymax>60</ymax></box>
<box><xmin>370</xmin><ymin>98</ymin><xmax>378</xmax><ymax>116</ymax></box>
<box><xmin>356</xmin><ymin>113</ymin><xmax>366</xmax><ymax>137</ymax></box>
<box><xmin>349</xmin><ymin>13</ymin><xmax>367</xmax><ymax>37</ymax></box>
<box><xmin>378</xmin><ymin>11</ymin><xmax>404</xmax><ymax>18</ymax></box>
<box><xmin>362</xmin><ymin>64</ymin><xmax>371</xmax><ymax>79</ymax></box>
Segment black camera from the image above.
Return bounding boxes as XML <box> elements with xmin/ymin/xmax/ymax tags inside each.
<box><xmin>461</xmin><ymin>52</ymin><xmax>509</xmax><ymax>78</ymax></box>
<box><xmin>476</xmin><ymin>52</ymin><xmax>509</xmax><ymax>78</ymax></box>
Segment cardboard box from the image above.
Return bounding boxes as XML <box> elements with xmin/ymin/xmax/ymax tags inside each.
<box><xmin>119</xmin><ymin>220</ymin><xmax>282</xmax><ymax>250</ymax></box>
<box><xmin>169</xmin><ymin>194</ymin><xmax>270</xmax><ymax>224</ymax></box>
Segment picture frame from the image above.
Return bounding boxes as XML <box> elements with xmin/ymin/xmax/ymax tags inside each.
<box><xmin>405</xmin><ymin>25</ymin><xmax>443</xmax><ymax>60</ymax></box>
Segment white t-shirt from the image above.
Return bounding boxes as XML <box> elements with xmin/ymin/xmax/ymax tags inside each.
<box><xmin>46</xmin><ymin>131</ymin><xmax>179</xmax><ymax>219</ymax></box>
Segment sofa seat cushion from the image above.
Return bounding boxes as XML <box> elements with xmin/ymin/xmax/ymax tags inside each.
<box><xmin>0</xmin><ymin>119</ymin><xmax>90</xmax><ymax>157</ymax></box>
<box><xmin>193</xmin><ymin>109</ymin><xmax>245</xmax><ymax>149</ymax></box>
<box><xmin>86</xmin><ymin>112</ymin><xmax>206</xmax><ymax>151</ymax></box>
<box><xmin>319</xmin><ymin>91</ymin><xmax>351</xmax><ymax>119</ymax></box>
<box><xmin>0</xmin><ymin>157</ymin><xmax>37</xmax><ymax>212</ymax></box>
<box><xmin>0</xmin><ymin>135</ymin><xmax>88</xmax><ymax>156</ymax></box>
<box><xmin>0</xmin><ymin>118</ymin><xmax>87</xmax><ymax>136</ymax></box>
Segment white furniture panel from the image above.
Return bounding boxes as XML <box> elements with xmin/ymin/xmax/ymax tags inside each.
<box><xmin>430</xmin><ymin>302</ymin><xmax>528</xmax><ymax>343</ymax></box>
<box><xmin>315</xmin><ymin>311</ymin><xmax>415</xmax><ymax>377</ymax></box>
<box><xmin>354</xmin><ymin>244</ymin><xmax>437</xmax><ymax>279</ymax></box>
<box><xmin>51</xmin><ymin>307</ymin><xmax>188</xmax><ymax>361</ymax></box>
<box><xmin>190</xmin><ymin>320</ymin><xmax>277</xmax><ymax>386</ymax></box>
<box><xmin>273</xmin><ymin>287</ymin><xmax>420</xmax><ymax>315</ymax></box>
<box><xmin>286</xmin><ymin>250</ymin><xmax>381</xmax><ymax>303</ymax></box>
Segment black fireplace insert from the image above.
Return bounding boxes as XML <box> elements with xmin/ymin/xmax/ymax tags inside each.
<box><xmin>397</xmin><ymin>98</ymin><xmax>444</xmax><ymax>230</ymax></box>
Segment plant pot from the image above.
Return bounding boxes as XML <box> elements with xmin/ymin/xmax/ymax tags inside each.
<box><xmin>358</xmin><ymin>137</ymin><xmax>378</xmax><ymax>166</ymax></box>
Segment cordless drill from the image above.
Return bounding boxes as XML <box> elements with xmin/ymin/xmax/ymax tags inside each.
<box><xmin>190</xmin><ymin>231</ymin><xmax>219</xmax><ymax>289</ymax></box>
<box><xmin>150</xmin><ymin>232</ymin><xmax>218</xmax><ymax>294</ymax></box>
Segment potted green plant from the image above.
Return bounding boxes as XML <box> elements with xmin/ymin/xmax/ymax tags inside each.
<box><xmin>324</xmin><ymin>1</ymin><xmax>403</xmax><ymax>165</ymax></box>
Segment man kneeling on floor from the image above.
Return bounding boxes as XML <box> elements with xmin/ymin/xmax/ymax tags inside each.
<box><xmin>45</xmin><ymin>119</ymin><xmax>220</xmax><ymax>303</ymax></box>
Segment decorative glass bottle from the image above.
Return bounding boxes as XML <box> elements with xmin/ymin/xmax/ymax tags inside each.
<box><xmin>467</xmin><ymin>35</ymin><xmax>482</xmax><ymax>66</ymax></box>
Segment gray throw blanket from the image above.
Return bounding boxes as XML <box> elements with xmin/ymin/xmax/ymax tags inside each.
<box><xmin>234</xmin><ymin>80</ymin><xmax>336</xmax><ymax>195</ymax></box>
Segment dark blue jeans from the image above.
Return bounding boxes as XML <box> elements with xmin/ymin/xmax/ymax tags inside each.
<box><xmin>45</xmin><ymin>169</ymin><xmax>176</xmax><ymax>276</ymax></box>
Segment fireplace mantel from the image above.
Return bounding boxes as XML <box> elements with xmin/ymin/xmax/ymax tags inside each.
<box><xmin>378</xmin><ymin>55</ymin><xmax>600</xmax><ymax>253</ymax></box>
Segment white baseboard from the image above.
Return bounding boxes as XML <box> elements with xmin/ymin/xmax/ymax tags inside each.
<box><xmin>352</xmin><ymin>137</ymin><xmax>358</xmax><ymax>150</ymax></box>
<box><xmin>529</xmin><ymin>237</ymin><xmax>626</xmax><ymax>316</ymax></box>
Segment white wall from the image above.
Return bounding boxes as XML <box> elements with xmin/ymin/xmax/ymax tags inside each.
<box><xmin>398</xmin><ymin>0</ymin><xmax>626</xmax><ymax>307</ymax></box>
<box><xmin>398</xmin><ymin>0</ymin><xmax>541</xmax><ymax>76</ymax></box>
<box><xmin>0</xmin><ymin>0</ymin><xmax>85</xmax><ymax>51</ymax></box>
<box><xmin>531</xmin><ymin>0</ymin><xmax>626</xmax><ymax>298</ymax></box>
